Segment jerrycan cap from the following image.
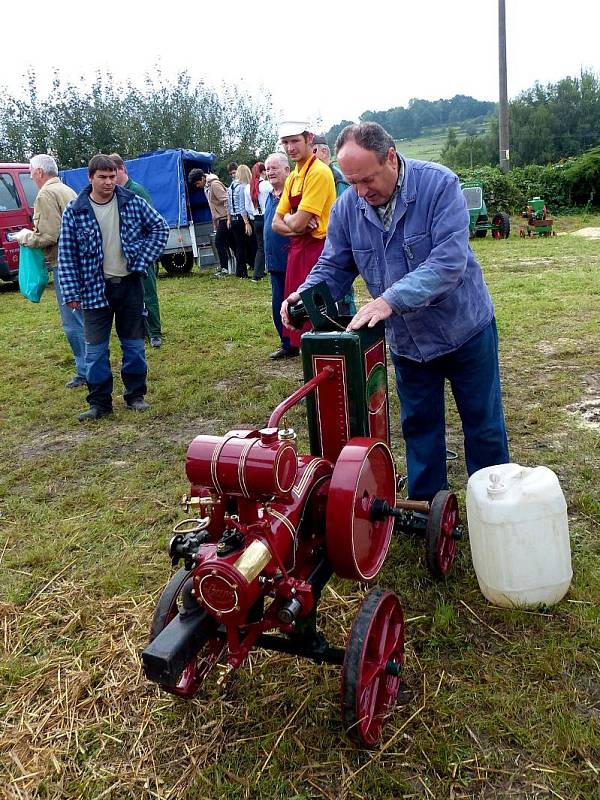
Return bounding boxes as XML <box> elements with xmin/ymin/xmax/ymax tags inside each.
<box><xmin>487</xmin><ymin>472</ymin><xmax>508</xmax><ymax>498</ymax></box>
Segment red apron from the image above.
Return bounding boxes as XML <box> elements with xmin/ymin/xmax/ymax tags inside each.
<box><xmin>283</xmin><ymin>156</ymin><xmax>326</xmax><ymax>348</ymax></box>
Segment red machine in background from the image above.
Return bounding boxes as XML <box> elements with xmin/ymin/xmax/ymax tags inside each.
<box><xmin>142</xmin><ymin>284</ymin><xmax>461</xmax><ymax>747</ymax></box>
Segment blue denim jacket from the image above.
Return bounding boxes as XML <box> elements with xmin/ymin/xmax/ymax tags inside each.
<box><xmin>300</xmin><ymin>157</ymin><xmax>494</xmax><ymax>362</ymax></box>
<box><xmin>58</xmin><ymin>185</ymin><xmax>169</xmax><ymax>310</ymax></box>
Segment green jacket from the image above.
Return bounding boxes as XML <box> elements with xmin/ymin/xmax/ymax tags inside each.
<box><xmin>124</xmin><ymin>177</ymin><xmax>154</xmax><ymax>207</ymax></box>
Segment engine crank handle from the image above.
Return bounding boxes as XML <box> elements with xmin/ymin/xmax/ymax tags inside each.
<box><xmin>369</xmin><ymin>498</ymin><xmax>431</xmax><ymax>519</ymax></box>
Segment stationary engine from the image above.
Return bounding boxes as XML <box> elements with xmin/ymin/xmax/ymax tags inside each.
<box><xmin>142</xmin><ymin>283</ymin><xmax>461</xmax><ymax>747</ymax></box>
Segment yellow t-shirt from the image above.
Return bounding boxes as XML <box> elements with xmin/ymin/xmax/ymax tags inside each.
<box><xmin>276</xmin><ymin>157</ymin><xmax>336</xmax><ymax>240</ymax></box>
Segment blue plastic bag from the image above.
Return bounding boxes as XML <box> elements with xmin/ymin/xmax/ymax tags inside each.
<box><xmin>18</xmin><ymin>245</ymin><xmax>48</xmax><ymax>303</ymax></box>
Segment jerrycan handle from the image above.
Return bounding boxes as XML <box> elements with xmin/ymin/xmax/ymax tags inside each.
<box><xmin>487</xmin><ymin>467</ymin><xmax>525</xmax><ymax>498</ymax></box>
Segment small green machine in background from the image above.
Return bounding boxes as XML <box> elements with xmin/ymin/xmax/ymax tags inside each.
<box><xmin>519</xmin><ymin>197</ymin><xmax>556</xmax><ymax>237</ymax></box>
<box><xmin>460</xmin><ymin>181</ymin><xmax>511</xmax><ymax>239</ymax></box>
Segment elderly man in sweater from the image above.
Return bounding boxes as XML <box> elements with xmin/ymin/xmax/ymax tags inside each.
<box><xmin>14</xmin><ymin>154</ymin><xmax>84</xmax><ymax>387</ymax></box>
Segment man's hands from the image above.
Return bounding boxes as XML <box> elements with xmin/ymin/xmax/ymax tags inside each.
<box><xmin>283</xmin><ymin>212</ymin><xmax>318</xmax><ymax>232</ymax></box>
<box><xmin>347</xmin><ymin>297</ymin><xmax>393</xmax><ymax>330</ymax></box>
<box><xmin>11</xmin><ymin>229</ymin><xmax>30</xmax><ymax>244</ymax></box>
<box><xmin>281</xmin><ymin>293</ymin><xmax>392</xmax><ymax>332</ymax></box>
<box><xmin>66</xmin><ymin>300</ymin><xmax>81</xmax><ymax>310</ymax></box>
<box><xmin>281</xmin><ymin>292</ymin><xmax>301</xmax><ymax>328</ymax></box>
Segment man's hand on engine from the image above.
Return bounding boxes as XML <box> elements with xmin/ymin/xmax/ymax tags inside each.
<box><xmin>347</xmin><ymin>297</ymin><xmax>393</xmax><ymax>330</ymax></box>
<box><xmin>281</xmin><ymin>292</ymin><xmax>301</xmax><ymax>328</ymax></box>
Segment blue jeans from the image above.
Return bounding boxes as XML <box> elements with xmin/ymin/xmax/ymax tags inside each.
<box><xmin>53</xmin><ymin>268</ymin><xmax>86</xmax><ymax>379</ymax></box>
<box><xmin>391</xmin><ymin>318</ymin><xmax>509</xmax><ymax>501</ymax></box>
<box><xmin>82</xmin><ymin>275</ymin><xmax>147</xmax><ymax>411</ymax></box>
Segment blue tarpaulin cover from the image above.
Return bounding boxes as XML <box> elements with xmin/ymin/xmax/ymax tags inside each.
<box><xmin>60</xmin><ymin>148</ymin><xmax>216</xmax><ymax>228</ymax></box>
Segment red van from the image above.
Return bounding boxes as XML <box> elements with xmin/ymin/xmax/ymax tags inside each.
<box><xmin>0</xmin><ymin>163</ymin><xmax>38</xmax><ymax>282</ymax></box>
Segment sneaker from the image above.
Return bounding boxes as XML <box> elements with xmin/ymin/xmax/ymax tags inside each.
<box><xmin>269</xmin><ymin>347</ymin><xmax>299</xmax><ymax>360</ymax></box>
<box><xmin>78</xmin><ymin>406</ymin><xmax>112</xmax><ymax>422</ymax></box>
<box><xmin>65</xmin><ymin>375</ymin><xmax>87</xmax><ymax>389</ymax></box>
<box><xmin>127</xmin><ymin>398</ymin><xmax>151</xmax><ymax>412</ymax></box>
<box><xmin>150</xmin><ymin>337</ymin><xmax>162</xmax><ymax>348</ymax></box>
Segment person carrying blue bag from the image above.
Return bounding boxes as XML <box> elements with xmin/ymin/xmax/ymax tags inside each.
<box><xmin>17</xmin><ymin>245</ymin><xmax>47</xmax><ymax>303</ymax></box>
<box><xmin>12</xmin><ymin>155</ymin><xmax>84</xmax><ymax>388</ymax></box>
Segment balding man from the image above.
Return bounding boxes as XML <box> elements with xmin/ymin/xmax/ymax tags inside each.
<box><xmin>14</xmin><ymin>155</ymin><xmax>84</xmax><ymax>388</ymax></box>
<box><xmin>283</xmin><ymin>122</ymin><xmax>509</xmax><ymax>502</ymax></box>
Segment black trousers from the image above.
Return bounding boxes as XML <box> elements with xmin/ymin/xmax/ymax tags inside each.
<box><xmin>230</xmin><ymin>217</ymin><xmax>248</xmax><ymax>278</ymax></box>
<box><xmin>214</xmin><ymin>218</ymin><xmax>229</xmax><ymax>272</ymax></box>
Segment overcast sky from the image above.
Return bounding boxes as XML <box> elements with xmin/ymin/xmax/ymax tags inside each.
<box><xmin>3</xmin><ymin>0</ymin><xmax>599</xmax><ymax>133</ymax></box>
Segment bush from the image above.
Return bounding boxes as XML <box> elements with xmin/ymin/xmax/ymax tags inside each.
<box><xmin>454</xmin><ymin>156</ymin><xmax>599</xmax><ymax>214</ymax></box>
<box><xmin>455</xmin><ymin>165</ymin><xmax>523</xmax><ymax>212</ymax></box>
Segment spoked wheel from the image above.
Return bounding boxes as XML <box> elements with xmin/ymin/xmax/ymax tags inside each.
<box><xmin>425</xmin><ymin>490</ymin><xmax>460</xmax><ymax>579</ymax></box>
<box><xmin>342</xmin><ymin>588</ymin><xmax>404</xmax><ymax>748</ymax></box>
<box><xmin>149</xmin><ymin>567</ymin><xmax>226</xmax><ymax>697</ymax></box>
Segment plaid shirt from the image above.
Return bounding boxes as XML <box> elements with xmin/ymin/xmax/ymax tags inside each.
<box><xmin>58</xmin><ymin>185</ymin><xmax>169</xmax><ymax>309</ymax></box>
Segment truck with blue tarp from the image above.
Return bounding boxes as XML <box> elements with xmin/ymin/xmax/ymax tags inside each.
<box><xmin>61</xmin><ymin>148</ymin><xmax>218</xmax><ymax>273</ymax></box>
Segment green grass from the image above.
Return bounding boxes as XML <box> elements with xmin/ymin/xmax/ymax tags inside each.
<box><xmin>1</xmin><ymin>218</ymin><xmax>599</xmax><ymax>799</ymax></box>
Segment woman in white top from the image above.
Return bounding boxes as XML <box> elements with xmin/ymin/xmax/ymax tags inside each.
<box><xmin>248</xmin><ymin>162</ymin><xmax>272</xmax><ymax>281</ymax></box>
<box><xmin>235</xmin><ymin>164</ymin><xmax>257</xmax><ymax>275</ymax></box>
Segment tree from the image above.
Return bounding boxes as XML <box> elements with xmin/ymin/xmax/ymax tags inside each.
<box><xmin>0</xmin><ymin>68</ymin><xmax>278</xmax><ymax>174</ymax></box>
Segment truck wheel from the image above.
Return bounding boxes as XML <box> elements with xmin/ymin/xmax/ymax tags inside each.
<box><xmin>491</xmin><ymin>212</ymin><xmax>510</xmax><ymax>240</ymax></box>
<box><xmin>161</xmin><ymin>252</ymin><xmax>194</xmax><ymax>274</ymax></box>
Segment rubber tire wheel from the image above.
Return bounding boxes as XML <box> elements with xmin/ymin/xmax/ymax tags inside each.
<box><xmin>342</xmin><ymin>587</ymin><xmax>404</xmax><ymax>748</ymax></box>
<box><xmin>474</xmin><ymin>229</ymin><xmax>488</xmax><ymax>238</ymax></box>
<box><xmin>160</xmin><ymin>251</ymin><xmax>194</xmax><ymax>274</ymax></box>
<box><xmin>149</xmin><ymin>567</ymin><xmax>225</xmax><ymax>696</ymax></box>
<box><xmin>425</xmin><ymin>490</ymin><xmax>459</xmax><ymax>579</ymax></box>
<box><xmin>491</xmin><ymin>212</ymin><xmax>510</xmax><ymax>240</ymax></box>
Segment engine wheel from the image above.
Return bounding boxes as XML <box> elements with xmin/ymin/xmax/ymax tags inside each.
<box><xmin>161</xmin><ymin>251</ymin><xmax>194</xmax><ymax>274</ymax></box>
<box><xmin>425</xmin><ymin>490</ymin><xmax>460</xmax><ymax>579</ymax></box>
<box><xmin>341</xmin><ymin>588</ymin><xmax>404</xmax><ymax>747</ymax></box>
<box><xmin>149</xmin><ymin>567</ymin><xmax>225</xmax><ymax>697</ymax></box>
<box><xmin>326</xmin><ymin>438</ymin><xmax>396</xmax><ymax>580</ymax></box>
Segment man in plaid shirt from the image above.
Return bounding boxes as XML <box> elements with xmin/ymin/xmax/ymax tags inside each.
<box><xmin>58</xmin><ymin>154</ymin><xmax>169</xmax><ymax>421</ymax></box>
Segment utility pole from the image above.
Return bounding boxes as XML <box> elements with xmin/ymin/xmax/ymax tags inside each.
<box><xmin>498</xmin><ymin>0</ymin><xmax>510</xmax><ymax>172</ymax></box>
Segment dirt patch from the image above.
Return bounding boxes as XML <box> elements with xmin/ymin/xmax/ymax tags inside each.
<box><xmin>518</xmin><ymin>257</ymin><xmax>554</xmax><ymax>268</ymax></box>
<box><xmin>566</xmin><ymin>396</ymin><xmax>600</xmax><ymax>430</ymax></box>
<box><xmin>571</xmin><ymin>227</ymin><xmax>600</xmax><ymax>238</ymax></box>
<box><xmin>565</xmin><ymin>375</ymin><xmax>600</xmax><ymax>430</ymax></box>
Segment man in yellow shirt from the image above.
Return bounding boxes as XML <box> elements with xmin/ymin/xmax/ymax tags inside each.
<box><xmin>272</xmin><ymin>121</ymin><xmax>335</xmax><ymax>349</ymax></box>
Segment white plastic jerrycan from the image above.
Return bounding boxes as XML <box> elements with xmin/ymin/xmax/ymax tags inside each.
<box><xmin>466</xmin><ymin>463</ymin><xmax>572</xmax><ymax>608</ymax></box>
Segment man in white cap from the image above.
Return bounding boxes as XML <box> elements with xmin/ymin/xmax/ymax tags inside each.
<box><xmin>272</xmin><ymin>121</ymin><xmax>335</xmax><ymax>351</ymax></box>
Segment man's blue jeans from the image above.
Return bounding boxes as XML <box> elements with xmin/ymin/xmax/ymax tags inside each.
<box><xmin>53</xmin><ymin>269</ymin><xmax>86</xmax><ymax>379</ymax></box>
<box><xmin>391</xmin><ymin>318</ymin><xmax>510</xmax><ymax>501</ymax></box>
<box><xmin>82</xmin><ymin>275</ymin><xmax>147</xmax><ymax>412</ymax></box>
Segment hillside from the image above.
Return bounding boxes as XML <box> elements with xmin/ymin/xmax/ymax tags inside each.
<box><xmin>396</xmin><ymin>117</ymin><xmax>490</xmax><ymax>161</ymax></box>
